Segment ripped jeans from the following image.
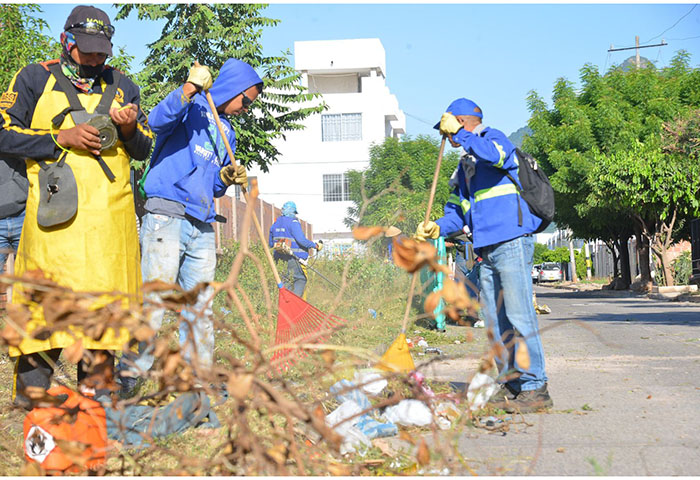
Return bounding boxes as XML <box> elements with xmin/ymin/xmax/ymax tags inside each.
<box><xmin>118</xmin><ymin>213</ymin><xmax>216</xmax><ymax>379</ymax></box>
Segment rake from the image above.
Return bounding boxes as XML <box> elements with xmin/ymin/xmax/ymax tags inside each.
<box><xmin>203</xmin><ymin>89</ymin><xmax>346</xmax><ymax>370</ymax></box>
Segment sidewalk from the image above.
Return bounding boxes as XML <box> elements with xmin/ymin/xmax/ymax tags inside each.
<box><xmin>413</xmin><ymin>284</ymin><xmax>700</xmax><ymax>475</ymax></box>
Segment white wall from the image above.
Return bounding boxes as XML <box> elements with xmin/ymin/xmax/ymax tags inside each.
<box><xmin>247</xmin><ymin>38</ymin><xmax>405</xmax><ymax>241</ymax></box>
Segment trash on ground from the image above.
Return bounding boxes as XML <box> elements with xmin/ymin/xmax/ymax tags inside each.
<box><xmin>381</xmin><ymin>399</ymin><xmax>433</xmax><ymax>427</ymax></box>
<box><xmin>424</xmin><ymin>347</ymin><xmax>443</xmax><ymax>355</ymax></box>
<box><xmin>466</xmin><ymin>372</ymin><xmax>499</xmax><ymax>411</ymax></box>
<box><xmin>409</xmin><ymin>371</ymin><xmax>435</xmax><ymax>398</ymax></box>
<box><xmin>353</xmin><ymin>370</ymin><xmax>388</xmax><ymax>397</ymax></box>
<box><xmin>417</xmin><ymin>339</ymin><xmax>429</xmax><ymax>348</ymax></box>
<box><xmin>434</xmin><ymin>401</ymin><xmax>460</xmax><ymax>430</ymax></box>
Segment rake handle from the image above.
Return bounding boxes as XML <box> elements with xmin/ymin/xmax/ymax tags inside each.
<box><xmin>204</xmin><ymin>90</ymin><xmax>283</xmax><ymax>287</ymax></box>
<box><xmin>400</xmin><ymin>135</ymin><xmax>447</xmax><ymax>333</ymax></box>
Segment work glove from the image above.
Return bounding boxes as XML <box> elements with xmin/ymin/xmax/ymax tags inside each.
<box><xmin>187</xmin><ymin>63</ymin><xmax>213</xmax><ymax>91</ymax></box>
<box><xmin>219</xmin><ymin>164</ymin><xmax>248</xmax><ymax>187</ymax></box>
<box><xmin>414</xmin><ymin>221</ymin><xmax>440</xmax><ymax>242</ymax></box>
<box><xmin>439</xmin><ymin>112</ymin><xmax>462</xmax><ymax>136</ymax></box>
<box><xmin>315</xmin><ymin>241</ymin><xmax>323</xmax><ymax>251</ymax></box>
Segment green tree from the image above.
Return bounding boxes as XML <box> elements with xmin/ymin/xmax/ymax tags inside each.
<box><xmin>345</xmin><ymin>135</ymin><xmax>460</xmax><ymax>235</ymax></box>
<box><xmin>115</xmin><ymin>4</ymin><xmax>326</xmax><ymax>171</ymax></box>
<box><xmin>524</xmin><ymin>52</ymin><xmax>700</xmax><ymax>287</ymax></box>
<box><xmin>0</xmin><ymin>4</ymin><xmax>59</xmax><ymax>90</ymax></box>
<box><xmin>533</xmin><ymin>242</ymin><xmax>549</xmax><ymax>264</ymax></box>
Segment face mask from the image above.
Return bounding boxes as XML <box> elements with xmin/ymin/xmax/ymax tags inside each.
<box><xmin>77</xmin><ymin>62</ymin><xmax>104</xmax><ymax>79</ymax></box>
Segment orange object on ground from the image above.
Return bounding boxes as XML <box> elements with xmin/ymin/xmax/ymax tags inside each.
<box><xmin>272</xmin><ymin>287</ymin><xmax>346</xmax><ymax>371</ymax></box>
<box><xmin>23</xmin><ymin>385</ymin><xmax>107</xmax><ymax>474</ymax></box>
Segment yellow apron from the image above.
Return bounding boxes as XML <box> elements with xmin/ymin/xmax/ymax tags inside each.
<box><xmin>9</xmin><ymin>74</ymin><xmax>140</xmax><ymax>357</ymax></box>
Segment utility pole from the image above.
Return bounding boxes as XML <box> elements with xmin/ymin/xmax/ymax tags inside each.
<box><xmin>608</xmin><ymin>36</ymin><xmax>667</xmax><ymax>68</ymax></box>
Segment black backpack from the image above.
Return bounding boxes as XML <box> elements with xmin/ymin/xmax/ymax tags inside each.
<box><xmin>504</xmin><ymin>148</ymin><xmax>555</xmax><ymax>234</ymax></box>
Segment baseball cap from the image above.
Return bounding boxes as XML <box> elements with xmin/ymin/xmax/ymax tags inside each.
<box><xmin>64</xmin><ymin>6</ymin><xmax>113</xmax><ymax>56</ymax></box>
<box><xmin>433</xmin><ymin>98</ymin><xmax>483</xmax><ymax>129</ymax></box>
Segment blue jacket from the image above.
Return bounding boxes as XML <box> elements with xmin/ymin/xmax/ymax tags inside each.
<box><xmin>144</xmin><ymin>59</ymin><xmax>262</xmax><ymax>223</ymax></box>
<box><xmin>435</xmin><ymin>126</ymin><xmax>542</xmax><ymax>252</ymax></box>
<box><xmin>269</xmin><ymin>215</ymin><xmax>316</xmax><ymax>260</ymax></box>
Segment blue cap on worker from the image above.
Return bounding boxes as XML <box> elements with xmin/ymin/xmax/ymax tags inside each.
<box><xmin>433</xmin><ymin>98</ymin><xmax>483</xmax><ymax>129</ymax></box>
<box><xmin>282</xmin><ymin>201</ymin><xmax>297</xmax><ymax>217</ymax></box>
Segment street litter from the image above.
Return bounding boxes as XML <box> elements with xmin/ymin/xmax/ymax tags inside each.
<box><xmin>417</xmin><ymin>339</ymin><xmax>429</xmax><ymax>348</ymax></box>
<box><xmin>466</xmin><ymin>372</ymin><xmax>499</xmax><ymax>411</ymax></box>
<box><xmin>434</xmin><ymin>401</ymin><xmax>460</xmax><ymax>430</ymax></box>
<box><xmin>381</xmin><ymin>399</ymin><xmax>433</xmax><ymax>427</ymax></box>
<box><xmin>424</xmin><ymin>347</ymin><xmax>443</xmax><ymax>355</ymax></box>
<box><xmin>353</xmin><ymin>370</ymin><xmax>388</xmax><ymax>397</ymax></box>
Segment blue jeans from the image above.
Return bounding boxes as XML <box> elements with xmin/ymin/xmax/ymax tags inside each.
<box><xmin>118</xmin><ymin>213</ymin><xmax>216</xmax><ymax>379</ymax></box>
<box><xmin>479</xmin><ymin>235</ymin><xmax>548</xmax><ymax>392</ymax></box>
<box><xmin>0</xmin><ymin>211</ymin><xmax>24</xmax><ymax>273</ymax></box>
<box><xmin>287</xmin><ymin>257</ymin><xmax>307</xmax><ymax>297</ymax></box>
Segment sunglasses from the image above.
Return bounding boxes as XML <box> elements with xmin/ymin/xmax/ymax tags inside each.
<box><xmin>67</xmin><ymin>21</ymin><xmax>115</xmax><ymax>39</ymax></box>
<box><xmin>240</xmin><ymin>91</ymin><xmax>253</xmax><ymax>108</ymax></box>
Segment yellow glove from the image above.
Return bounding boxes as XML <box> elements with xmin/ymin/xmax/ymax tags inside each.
<box><xmin>414</xmin><ymin>221</ymin><xmax>440</xmax><ymax>242</ymax></box>
<box><xmin>315</xmin><ymin>241</ymin><xmax>323</xmax><ymax>251</ymax></box>
<box><xmin>439</xmin><ymin>112</ymin><xmax>462</xmax><ymax>136</ymax></box>
<box><xmin>187</xmin><ymin>63</ymin><xmax>213</xmax><ymax>91</ymax></box>
<box><xmin>219</xmin><ymin>164</ymin><xmax>247</xmax><ymax>187</ymax></box>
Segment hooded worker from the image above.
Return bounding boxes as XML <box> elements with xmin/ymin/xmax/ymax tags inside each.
<box><xmin>117</xmin><ymin>58</ymin><xmax>263</xmax><ymax>394</ymax></box>
<box><xmin>0</xmin><ymin>5</ymin><xmax>153</xmax><ymax>408</ymax></box>
<box><xmin>269</xmin><ymin>201</ymin><xmax>321</xmax><ymax>298</ymax></box>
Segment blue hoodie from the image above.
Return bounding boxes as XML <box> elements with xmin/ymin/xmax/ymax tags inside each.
<box><xmin>144</xmin><ymin>59</ymin><xmax>262</xmax><ymax>223</ymax></box>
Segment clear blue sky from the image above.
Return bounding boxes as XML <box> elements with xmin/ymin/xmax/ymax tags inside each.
<box><xmin>38</xmin><ymin>3</ymin><xmax>700</xmax><ymax>139</ymax></box>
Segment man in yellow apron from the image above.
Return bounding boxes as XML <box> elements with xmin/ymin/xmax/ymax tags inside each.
<box><xmin>0</xmin><ymin>6</ymin><xmax>153</xmax><ymax>408</ymax></box>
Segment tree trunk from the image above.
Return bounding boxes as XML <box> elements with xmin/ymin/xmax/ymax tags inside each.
<box><xmin>634</xmin><ymin>227</ymin><xmax>653</xmax><ymax>289</ymax></box>
<box><xmin>618</xmin><ymin>236</ymin><xmax>632</xmax><ymax>288</ymax></box>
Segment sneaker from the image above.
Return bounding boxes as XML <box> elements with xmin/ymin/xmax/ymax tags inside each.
<box><xmin>495</xmin><ymin>383</ymin><xmax>553</xmax><ymax>414</ymax></box>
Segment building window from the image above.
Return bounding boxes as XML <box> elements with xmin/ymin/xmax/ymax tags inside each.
<box><xmin>321</xmin><ymin>113</ymin><xmax>362</xmax><ymax>142</ymax></box>
<box><xmin>323</xmin><ymin>173</ymin><xmax>350</xmax><ymax>202</ymax></box>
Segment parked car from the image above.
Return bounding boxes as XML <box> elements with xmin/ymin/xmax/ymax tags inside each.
<box><xmin>532</xmin><ymin>264</ymin><xmax>542</xmax><ymax>283</ymax></box>
<box><xmin>539</xmin><ymin>262</ymin><xmax>563</xmax><ymax>282</ymax></box>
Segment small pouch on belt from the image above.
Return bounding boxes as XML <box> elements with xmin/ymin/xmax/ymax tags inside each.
<box><xmin>37</xmin><ymin>153</ymin><xmax>78</xmax><ymax>228</ymax></box>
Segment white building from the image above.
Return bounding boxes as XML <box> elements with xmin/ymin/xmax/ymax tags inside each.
<box><xmin>247</xmin><ymin>38</ymin><xmax>406</xmax><ymax>252</ymax></box>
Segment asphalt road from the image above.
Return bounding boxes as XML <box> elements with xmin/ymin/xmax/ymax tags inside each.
<box><xmin>420</xmin><ymin>285</ymin><xmax>700</xmax><ymax>475</ymax></box>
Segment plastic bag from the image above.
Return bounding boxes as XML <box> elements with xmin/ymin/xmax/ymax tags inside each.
<box><xmin>382</xmin><ymin>399</ymin><xmax>433</xmax><ymax>427</ymax></box>
<box><xmin>467</xmin><ymin>373</ymin><xmax>498</xmax><ymax>411</ymax></box>
<box><xmin>353</xmin><ymin>370</ymin><xmax>387</xmax><ymax>397</ymax></box>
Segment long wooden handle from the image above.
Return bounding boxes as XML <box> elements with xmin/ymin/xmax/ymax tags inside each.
<box><xmin>204</xmin><ymin>90</ymin><xmax>283</xmax><ymax>287</ymax></box>
<box><xmin>400</xmin><ymin>135</ymin><xmax>447</xmax><ymax>333</ymax></box>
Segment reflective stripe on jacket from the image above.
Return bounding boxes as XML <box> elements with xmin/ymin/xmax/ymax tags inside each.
<box><xmin>435</xmin><ymin>126</ymin><xmax>542</xmax><ymax>251</ymax></box>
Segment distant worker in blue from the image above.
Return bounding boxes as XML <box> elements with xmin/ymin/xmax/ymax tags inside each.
<box><xmin>414</xmin><ymin>98</ymin><xmax>552</xmax><ymax>413</ymax></box>
<box><xmin>117</xmin><ymin>58</ymin><xmax>262</xmax><ymax>395</ymax></box>
<box><xmin>269</xmin><ymin>201</ymin><xmax>322</xmax><ymax>298</ymax></box>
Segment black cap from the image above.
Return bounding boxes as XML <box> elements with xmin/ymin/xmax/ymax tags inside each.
<box><xmin>64</xmin><ymin>6</ymin><xmax>113</xmax><ymax>56</ymax></box>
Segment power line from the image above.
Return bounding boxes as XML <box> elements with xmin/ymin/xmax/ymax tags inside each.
<box><xmin>666</xmin><ymin>34</ymin><xmax>700</xmax><ymax>41</ymax></box>
<box><xmin>643</xmin><ymin>4</ymin><xmax>697</xmax><ymax>43</ymax></box>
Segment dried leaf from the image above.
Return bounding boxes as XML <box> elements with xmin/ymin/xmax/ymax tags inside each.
<box><xmin>327</xmin><ymin>462</ymin><xmax>351</xmax><ymax>476</ymax></box>
<box><xmin>24</xmin><ymin>386</ymin><xmax>48</xmax><ymax>400</ymax></box>
<box><xmin>227</xmin><ymin>373</ymin><xmax>254</xmax><ymax>401</ymax></box>
<box><xmin>392</xmin><ymin>237</ymin><xmax>437</xmax><ymax>273</ymax></box>
<box><xmin>320</xmin><ymin>349</ymin><xmax>336</xmax><ymax>366</ymax></box>
<box><xmin>416</xmin><ymin>438</ymin><xmax>430</xmax><ymax>466</ymax></box>
<box><xmin>265</xmin><ymin>443</ymin><xmax>288</xmax><ymax>465</ymax></box>
<box><xmin>21</xmin><ymin>461</ymin><xmax>44</xmax><ymax>476</ymax></box>
<box><xmin>556</xmin><ymin>447</ymin><xmax>566</xmax><ymax>453</ymax></box>
<box><xmin>6</xmin><ymin>303</ymin><xmax>31</xmax><ymax>328</ymax></box>
<box><xmin>133</xmin><ymin>325</ymin><xmax>155</xmax><ymax>342</ymax></box>
<box><xmin>515</xmin><ymin>338</ymin><xmax>531</xmax><ymax>370</ymax></box>
<box><xmin>1</xmin><ymin>324</ymin><xmax>22</xmax><ymax>347</ymax></box>
<box><xmin>63</xmin><ymin>339</ymin><xmax>84</xmax><ymax>364</ymax></box>
<box><xmin>372</xmin><ymin>438</ymin><xmax>397</xmax><ymax>457</ymax></box>
<box><xmin>424</xmin><ymin>291</ymin><xmax>441</xmax><ymax>317</ymax></box>
<box><xmin>163</xmin><ymin>352</ymin><xmax>181</xmax><ymax>377</ymax></box>
<box><xmin>352</xmin><ymin>226</ymin><xmax>384</xmax><ymax>240</ymax></box>
<box><xmin>398</xmin><ymin>430</ymin><xmax>415</xmax><ymax>445</ymax></box>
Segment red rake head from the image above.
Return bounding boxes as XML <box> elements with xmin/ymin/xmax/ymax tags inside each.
<box><xmin>272</xmin><ymin>287</ymin><xmax>346</xmax><ymax>371</ymax></box>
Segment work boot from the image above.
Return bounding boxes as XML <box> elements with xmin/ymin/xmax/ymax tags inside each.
<box><xmin>493</xmin><ymin>383</ymin><xmax>553</xmax><ymax>414</ymax></box>
<box><xmin>488</xmin><ymin>383</ymin><xmax>518</xmax><ymax>404</ymax></box>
